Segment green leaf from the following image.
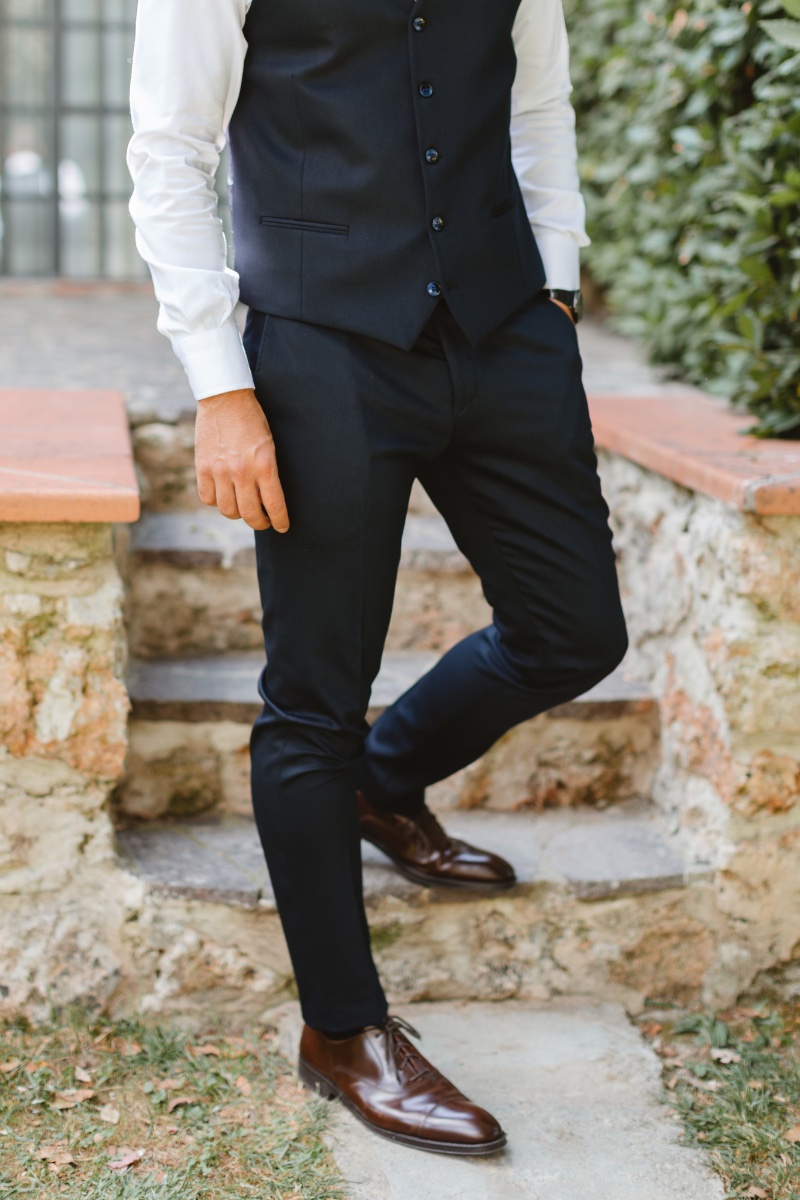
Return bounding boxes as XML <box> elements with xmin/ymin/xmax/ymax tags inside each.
<box><xmin>709</xmin><ymin>1019</ymin><xmax>730</xmax><ymax>1049</ymax></box>
<box><xmin>759</xmin><ymin>18</ymin><xmax>800</xmax><ymax>49</ymax></box>
<box><xmin>739</xmin><ymin>257</ymin><xmax>774</xmax><ymax>283</ymax></box>
<box><xmin>674</xmin><ymin>1015</ymin><xmax>705</xmax><ymax>1035</ymax></box>
<box><xmin>780</xmin><ymin>0</ymin><xmax>800</xmax><ymax>19</ymax></box>
<box><xmin>768</xmin><ymin>189</ymin><xmax>800</xmax><ymax>207</ymax></box>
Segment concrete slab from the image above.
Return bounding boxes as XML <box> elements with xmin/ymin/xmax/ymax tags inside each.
<box><xmin>116</xmin><ymin>801</ymin><xmax>698</xmax><ymax>911</ymax></box>
<box><xmin>127</xmin><ymin>651</ymin><xmax>655</xmax><ymax>725</ymax></box>
<box><xmin>129</xmin><ymin>509</ymin><xmax>256</xmax><ymax>567</ymax></box>
<box><xmin>130</xmin><ymin>508</ymin><xmax>467</xmax><ymax>573</ymax></box>
<box><xmin>116</xmin><ymin>818</ymin><xmax>264</xmax><ymax>908</ymax></box>
<box><xmin>275</xmin><ymin>999</ymin><xmax>724</xmax><ymax>1200</ymax></box>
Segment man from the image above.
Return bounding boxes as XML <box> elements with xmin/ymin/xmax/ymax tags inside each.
<box><xmin>127</xmin><ymin>0</ymin><xmax>628</xmax><ymax>1155</ymax></box>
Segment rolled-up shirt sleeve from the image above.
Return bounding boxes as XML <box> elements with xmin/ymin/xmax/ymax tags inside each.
<box><xmin>511</xmin><ymin>0</ymin><xmax>590</xmax><ymax>292</ymax></box>
<box><xmin>126</xmin><ymin>0</ymin><xmax>254</xmax><ymax>400</ymax></box>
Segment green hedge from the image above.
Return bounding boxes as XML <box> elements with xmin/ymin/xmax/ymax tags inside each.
<box><xmin>566</xmin><ymin>0</ymin><xmax>800</xmax><ymax>435</ymax></box>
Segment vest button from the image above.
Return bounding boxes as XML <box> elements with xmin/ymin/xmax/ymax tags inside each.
<box><xmin>412</xmin><ymin>16</ymin><xmax>427</xmax><ymax>30</ymax></box>
<box><xmin>431</xmin><ymin>216</ymin><xmax>445</xmax><ymax>231</ymax></box>
<box><xmin>425</xmin><ymin>147</ymin><xmax>439</xmax><ymax>164</ymax></box>
<box><xmin>418</xmin><ymin>82</ymin><xmax>434</xmax><ymax>98</ymax></box>
<box><xmin>427</xmin><ymin>281</ymin><xmax>442</xmax><ymax>298</ymax></box>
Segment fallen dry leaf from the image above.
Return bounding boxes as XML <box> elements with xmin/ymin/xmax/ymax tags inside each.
<box><xmin>216</xmin><ymin>1104</ymin><xmax>242</xmax><ymax>1121</ymax></box>
<box><xmin>785</xmin><ymin>1126</ymin><xmax>800</xmax><ymax>1143</ymax></box>
<box><xmin>235</xmin><ymin>1075</ymin><xmax>252</xmax><ymax>1096</ymax></box>
<box><xmin>748</xmin><ymin>1080</ymin><xmax>765</xmax><ymax>1090</ymax></box>
<box><xmin>25</xmin><ymin>1060</ymin><xmax>51</xmax><ymax>1073</ymax></box>
<box><xmin>74</xmin><ymin>1066</ymin><xmax>92</xmax><ymax>1083</ymax></box>
<box><xmin>108</xmin><ymin>1148</ymin><xmax>144</xmax><ymax>1171</ymax></box>
<box><xmin>0</xmin><ymin>1060</ymin><xmax>20</xmax><ymax>1074</ymax></box>
<box><xmin>153</xmin><ymin>1077</ymin><xmax>185</xmax><ymax>1092</ymax></box>
<box><xmin>710</xmin><ymin>1048</ymin><xmax>741</xmax><ymax>1064</ymax></box>
<box><xmin>166</xmin><ymin>1094</ymin><xmax>197</xmax><ymax>1114</ymax></box>
<box><xmin>49</xmin><ymin>1151</ymin><xmax>77</xmax><ymax>1169</ymax></box>
<box><xmin>37</xmin><ymin>1142</ymin><xmax>65</xmax><ymax>1160</ymax></box>
<box><xmin>192</xmin><ymin>1043</ymin><xmax>221</xmax><ymax>1058</ymax></box>
<box><xmin>164</xmin><ymin>1124</ymin><xmax>179</xmax><ymax>1134</ymax></box>
<box><xmin>111</xmin><ymin>1039</ymin><xmax>142</xmax><ymax>1057</ymax></box>
<box><xmin>51</xmin><ymin>1088</ymin><xmax>95</xmax><ymax>1110</ymax></box>
<box><xmin>744</xmin><ymin>1188</ymin><xmax>768</xmax><ymax>1199</ymax></box>
<box><xmin>98</xmin><ymin>1104</ymin><xmax>120</xmax><ymax>1125</ymax></box>
<box><xmin>679</xmin><ymin>1072</ymin><xmax>721</xmax><ymax>1093</ymax></box>
<box><xmin>224</xmin><ymin>1037</ymin><xmax>258</xmax><ymax>1058</ymax></box>
<box><xmin>38</xmin><ymin>1144</ymin><xmax>77</xmax><ymax>1169</ymax></box>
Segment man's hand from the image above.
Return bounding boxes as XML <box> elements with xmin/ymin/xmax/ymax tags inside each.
<box><xmin>195</xmin><ymin>388</ymin><xmax>290</xmax><ymax>532</ymax></box>
<box><xmin>549</xmin><ymin>297</ymin><xmax>576</xmax><ymax>324</ymax></box>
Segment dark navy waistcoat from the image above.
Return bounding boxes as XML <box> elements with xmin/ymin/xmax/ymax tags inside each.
<box><xmin>227</xmin><ymin>0</ymin><xmax>546</xmax><ymax>349</ymax></box>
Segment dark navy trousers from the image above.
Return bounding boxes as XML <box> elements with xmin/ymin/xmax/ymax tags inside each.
<box><xmin>242</xmin><ymin>292</ymin><xmax>628</xmax><ymax>1032</ymax></box>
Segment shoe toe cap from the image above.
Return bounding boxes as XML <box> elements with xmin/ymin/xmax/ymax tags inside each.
<box><xmin>423</xmin><ymin>1100</ymin><xmax>506</xmax><ymax>1146</ymax></box>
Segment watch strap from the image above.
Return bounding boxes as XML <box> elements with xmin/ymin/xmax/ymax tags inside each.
<box><xmin>543</xmin><ymin>288</ymin><xmax>583</xmax><ymax>324</ymax></box>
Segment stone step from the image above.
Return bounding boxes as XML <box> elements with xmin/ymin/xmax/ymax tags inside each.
<box><xmin>119</xmin><ymin>652</ymin><xmax>660</xmax><ymax>820</ymax></box>
<box><xmin>115</xmin><ymin>801</ymin><xmax>714</xmax><ymax>1010</ymax></box>
<box><xmin>122</xmin><ymin>508</ymin><xmax>490</xmax><ymax>657</ymax></box>
<box><xmin>117</xmin><ymin>802</ymin><xmax>693</xmax><ymax>907</ymax></box>
<box><xmin>127</xmin><ymin>649</ymin><xmax>653</xmax><ymax>725</ymax></box>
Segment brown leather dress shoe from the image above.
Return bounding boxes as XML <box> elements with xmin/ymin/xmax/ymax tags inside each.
<box><xmin>357</xmin><ymin>789</ymin><xmax>517</xmax><ymax>891</ymax></box>
<box><xmin>298</xmin><ymin>1014</ymin><xmax>507</xmax><ymax>1155</ymax></box>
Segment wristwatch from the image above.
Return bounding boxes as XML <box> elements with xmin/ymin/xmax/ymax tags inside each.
<box><xmin>544</xmin><ymin>288</ymin><xmax>583</xmax><ymax>324</ymax></box>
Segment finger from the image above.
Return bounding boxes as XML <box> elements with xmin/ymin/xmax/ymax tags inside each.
<box><xmin>258</xmin><ymin>471</ymin><xmax>290</xmax><ymax>533</ymax></box>
<box><xmin>196</xmin><ymin>468</ymin><xmax>217</xmax><ymax>508</ymax></box>
<box><xmin>214</xmin><ymin>476</ymin><xmax>241</xmax><ymax>520</ymax></box>
<box><xmin>233</xmin><ymin>479</ymin><xmax>271</xmax><ymax>531</ymax></box>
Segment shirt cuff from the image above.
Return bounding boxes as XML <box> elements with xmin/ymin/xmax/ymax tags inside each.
<box><xmin>534</xmin><ymin>229</ymin><xmax>582</xmax><ymax>292</ymax></box>
<box><xmin>172</xmin><ymin>316</ymin><xmax>256</xmax><ymax>401</ymax></box>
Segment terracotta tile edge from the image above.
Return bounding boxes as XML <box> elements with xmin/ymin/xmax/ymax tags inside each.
<box><xmin>743</xmin><ymin>474</ymin><xmax>800</xmax><ymax>516</ymax></box>
<box><xmin>591</xmin><ymin>418</ymin><xmax>749</xmax><ymax>510</ymax></box>
<box><xmin>0</xmin><ymin>490</ymin><xmax>140</xmax><ymax>524</ymax></box>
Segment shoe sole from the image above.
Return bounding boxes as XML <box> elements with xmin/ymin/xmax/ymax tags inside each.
<box><xmin>366</xmin><ymin>843</ymin><xmax>518</xmax><ymax>893</ymax></box>
<box><xmin>297</xmin><ymin>1057</ymin><xmax>508</xmax><ymax>1156</ymax></box>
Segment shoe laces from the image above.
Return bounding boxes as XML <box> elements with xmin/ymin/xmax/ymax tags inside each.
<box><xmin>381</xmin><ymin>1015</ymin><xmax>432</xmax><ymax>1082</ymax></box>
<box><xmin>415</xmin><ymin>805</ymin><xmax>450</xmax><ymax>852</ymax></box>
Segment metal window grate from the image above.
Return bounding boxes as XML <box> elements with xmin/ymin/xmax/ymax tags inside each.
<box><xmin>0</xmin><ymin>0</ymin><xmax>232</xmax><ymax>278</ymax></box>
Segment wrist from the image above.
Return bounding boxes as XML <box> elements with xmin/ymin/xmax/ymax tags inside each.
<box><xmin>543</xmin><ymin>288</ymin><xmax>583</xmax><ymax>324</ymax></box>
<box><xmin>198</xmin><ymin>387</ymin><xmax>257</xmax><ymax>407</ymax></box>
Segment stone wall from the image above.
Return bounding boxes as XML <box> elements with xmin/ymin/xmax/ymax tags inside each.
<box><xmin>0</xmin><ymin>522</ymin><xmax>131</xmax><ymax>1017</ymax></box>
<box><xmin>597</xmin><ymin>451</ymin><xmax>800</xmax><ymax>1000</ymax></box>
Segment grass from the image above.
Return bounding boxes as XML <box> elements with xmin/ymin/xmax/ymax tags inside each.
<box><xmin>637</xmin><ymin>997</ymin><xmax>800</xmax><ymax>1200</ymax></box>
<box><xmin>0</xmin><ymin>1010</ymin><xmax>347</xmax><ymax>1200</ymax></box>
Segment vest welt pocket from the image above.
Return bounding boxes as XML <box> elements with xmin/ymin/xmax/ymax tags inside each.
<box><xmin>259</xmin><ymin>215</ymin><xmax>349</xmax><ymax>236</ymax></box>
<box><xmin>490</xmin><ymin>196</ymin><xmax>516</xmax><ymax>219</ymax></box>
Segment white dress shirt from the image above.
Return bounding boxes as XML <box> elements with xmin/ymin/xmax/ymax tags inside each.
<box><xmin>127</xmin><ymin>0</ymin><xmax>590</xmax><ymax>401</ymax></box>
